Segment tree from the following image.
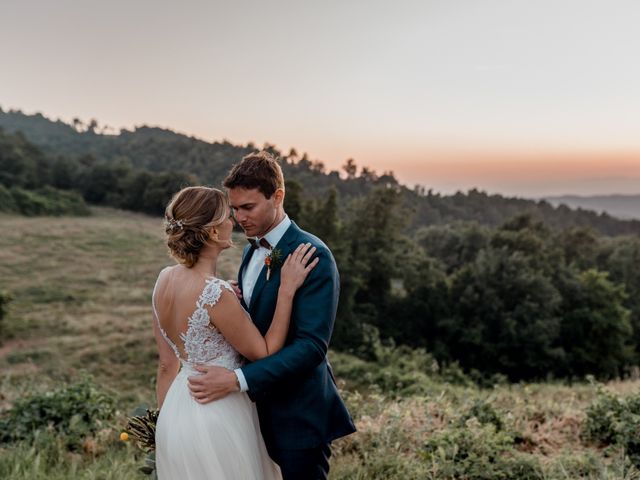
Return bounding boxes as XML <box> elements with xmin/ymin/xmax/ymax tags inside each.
<box><xmin>342</xmin><ymin>158</ymin><xmax>357</xmax><ymax>180</ymax></box>
<box><xmin>80</xmin><ymin>163</ymin><xmax>128</xmax><ymax>204</ymax></box>
<box><xmin>601</xmin><ymin>236</ymin><xmax>640</xmax><ymax>363</ymax></box>
<box><xmin>285</xmin><ymin>148</ymin><xmax>298</xmax><ymax>165</ymax></box>
<box><xmin>559</xmin><ymin>227</ymin><xmax>600</xmax><ymax>270</ymax></box>
<box><xmin>0</xmin><ymin>130</ymin><xmax>50</xmax><ymax>188</ymax></box>
<box><xmin>284</xmin><ymin>179</ymin><xmax>304</xmax><ymax>223</ymax></box>
<box><xmin>51</xmin><ymin>157</ymin><xmax>78</xmax><ymax>190</ymax></box>
<box><xmin>298</xmin><ymin>153</ymin><xmax>311</xmax><ymax>169</ymax></box>
<box><xmin>557</xmin><ymin>269</ymin><xmax>632</xmax><ymax>378</ymax></box>
<box><xmin>360</xmin><ymin>166</ymin><xmax>378</xmax><ymax>183</ymax></box>
<box><xmin>120</xmin><ymin>170</ymin><xmax>153</xmax><ymax>211</ymax></box>
<box><xmin>86</xmin><ymin>119</ymin><xmax>99</xmax><ymax>134</ymax></box>
<box><xmin>449</xmin><ymin>248</ymin><xmax>563</xmax><ymax>380</ymax></box>
<box><xmin>330</xmin><ymin>187</ymin><xmax>406</xmax><ymax>351</ymax></box>
<box><xmin>311</xmin><ymin>160</ymin><xmax>325</xmax><ymax>173</ymax></box>
<box><xmin>384</xmin><ymin>255</ymin><xmax>451</xmax><ymax>358</ymax></box>
<box><xmin>417</xmin><ymin>222</ymin><xmax>490</xmax><ymax>274</ymax></box>
<box><xmin>142</xmin><ymin>171</ymin><xmax>195</xmax><ymax>215</ymax></box>
<box><xmin>308</xmin><ymin>187</ymin><xmax>339</xmax><ymax>246</ymax></box>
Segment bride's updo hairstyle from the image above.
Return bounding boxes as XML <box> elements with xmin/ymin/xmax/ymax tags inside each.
<box><xmin>164</xmin><ymin>186</ymin><xmax>229</xmax><ymax>268</ymax></box>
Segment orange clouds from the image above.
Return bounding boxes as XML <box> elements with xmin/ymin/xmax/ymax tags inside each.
<box><xmin>331</xmin><ymin>146</ymin><xmax>640</xmax><ymax>196</ymax></box>
<box><xmin>404</xmin><ymin>150</ymin><xmax>640</xmax><ymax>183</ymax></box>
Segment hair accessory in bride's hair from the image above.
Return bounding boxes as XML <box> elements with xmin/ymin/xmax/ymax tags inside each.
<box><xmin>165</xmin><ymin>217</ymin><xmax>185</xmax><ymax>232</ymax></box>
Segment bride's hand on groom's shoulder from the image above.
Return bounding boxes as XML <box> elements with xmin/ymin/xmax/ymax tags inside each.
<box><xmin>227</xmin><ymin>280</ymin><xmax>242</xmax><ymax>301</ymax></box>
<box><xmin>280</xmin><ymin>243</ymin><xmax>319</xmax><ymax>294</ymax></box>
<box><xmin>188</xmin><ymin>365</ymin><xmax>240</xmax><ymax>404</ymax></box>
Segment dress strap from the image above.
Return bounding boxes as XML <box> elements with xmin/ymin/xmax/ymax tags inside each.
<box><xmin>197</xmin><ymin>277</ymin><xmax>235</xmax><ymax>309</ymax></box>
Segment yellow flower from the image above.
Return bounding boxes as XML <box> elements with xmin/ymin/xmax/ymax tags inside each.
<box><xmin>120</xmin><ymin>432</ymin><xmax>129</xmax><ymax>442</ymax></box>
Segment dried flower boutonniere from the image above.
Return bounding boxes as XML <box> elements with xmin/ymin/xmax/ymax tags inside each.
<box><xmin>264</xmin><ymin>248</ymin><xmax>283</xmax><ymax>281</ymax></box>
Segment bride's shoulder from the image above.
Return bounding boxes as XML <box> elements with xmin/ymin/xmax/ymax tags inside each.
<box><xmin>198</xmin><ymin>277</ymin><xmax>235</xmax><ymax>307</ymax></box>
<box><xmin>157</xmin><ymin>264</ymin><xmax>177</xmax><ymax>279</ymax></box>
<box><xmin>203</xmin><ymin>277</ymin><xmax>235</xmax><ymax>294</ymax></box>
<box><xmin>154</xmin><ymin>265</ymin><xmax>179</xmax><ymax>287</ymax></box>
<box><xmin>211</xmin><ymin>277</ymin><xmax>236</xmax><ymax>294</ymax></box>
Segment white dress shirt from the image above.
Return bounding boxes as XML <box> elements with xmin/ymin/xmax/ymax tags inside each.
<box><xmin>241</xmin><ymin>215</ymin><xmax>292</xmax><ymax>306</ymax></box>
<box><xmin>234</xmin><ymin>215</ymin><xmax>292</xmax><ymax>392</ymax></box>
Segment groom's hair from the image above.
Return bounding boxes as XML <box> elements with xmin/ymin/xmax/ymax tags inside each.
<box><xmin>223</xmin><ymin>151</ymin><xmax>284</xmax><ymax>199</ymax></box>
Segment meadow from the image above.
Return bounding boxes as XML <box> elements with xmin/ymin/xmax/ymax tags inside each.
<box><xmin>1</xmin><ymin>209</ymin><xmax>640</xmax><ymax>479</ymax></box>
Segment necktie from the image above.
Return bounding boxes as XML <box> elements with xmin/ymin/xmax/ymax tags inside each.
<box><xmin>248</xmin><ymin>237</ymin><xmax>272</xmax><ymax>250</ymax></box>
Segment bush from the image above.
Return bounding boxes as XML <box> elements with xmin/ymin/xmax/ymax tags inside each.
<box><xmin>0</xmin><ymin>429</ymin><xmax>137</xmax><ymax>479</ymax></box>
<box><xmin>420</xmin><ymin>398</ymin><xmax>542</xmax><ymax>480</ymax></box>
<box><xmin>9</xmin><ymin>186</ymin><xmax>90</xmax><ymax>216</ymax></box>
<box><xmin>582</xmin><ymin>385</ymin><xmax>640</xmax><ymax>466</ymax></box>
<box><xmin>0</xmin><ymin>184</ymin><xmax>17</xmax><ymax>212</ymax></box>
<box><xmin>0</xmin><ymin>377</ymin><xmax>115</xmax><ymax>450</ymax></box>
<box><xmin>543</xmin><ymin>452</ymin><xmax>603</xmax><ymax>479</ymax></box>
<box><xmin>423</xmin><ymin>420</ymin><xmax>542</xmax><ymax>480</ymax></box>
<box><xmin>458</xmin><ymin>398</ymin><xmax>504</xmax><ymax>431</ymax></box>
<box><xmin>331</xmin><ymin>345</ymin><xmax>441</xmax><ymax>396</ymax></box>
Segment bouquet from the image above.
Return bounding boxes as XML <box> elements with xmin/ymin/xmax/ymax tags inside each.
<box><xmin>121</xmin><ymin>407</ymin><xmax>159</xmax><ymax>478</ymax></box>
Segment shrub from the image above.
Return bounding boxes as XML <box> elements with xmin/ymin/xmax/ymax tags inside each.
<box><xmin>421</xmin><ymin>398</ymin><xmax>542</xmax><ymax>480</ymax></box>
<box><xmin>0</xmin><ymin>376</ymin><xmax>115</xmax><ymax>450</ymax></box>
<box><xmin>422</xmin><ymin>420</ymin><xmax>542</xmax><ymax>480</ymax></box>
<box><xmin>10</xmin><ymin>187</ymin><xmax>50</xmax><ymax>215</ymax></box>
<box><xmin>0</xmin><ymin>429</ymin><xmax>137</xmax><ymax>479</ymax></box>
<box><xmin>458</xmin><ymin>398</ymin><xmax>504</xmax><ymax>431</ymax></box>
<box><xmin>0</xmin><ymin>184</ymin><xmax>17</xmax><ymax>211</ymax></box>
<box><xmin>582</xmin><ymin>385</ymin><xmax>640</xmax><ymax>466</ymax></box>
<box><xmin>37</xmin><ymin>186</ymin><xmax>91</xmax><ymax>216</ymax></box>
<box><xmin>3</xmin><ymin>186</ymin><xmax>90</xmax><ymax>216</ymax></box>
<box><xmin>331</xmin><ymin>345</ymin><xmax>440</xmax><ymax>396</ymax></box>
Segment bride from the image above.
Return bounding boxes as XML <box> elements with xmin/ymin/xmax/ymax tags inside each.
<box><xmin>151</xmin><ymin>186</ymin><xmax>318</xmax><ymax>479</ymax></box>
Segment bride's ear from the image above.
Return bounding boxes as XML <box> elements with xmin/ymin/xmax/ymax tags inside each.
<box><xmin>209</xmin><ymin>225</ymin><xmax>218</xmax><ymax>240</ymax></box>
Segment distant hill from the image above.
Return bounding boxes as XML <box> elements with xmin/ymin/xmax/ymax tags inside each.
<box><xmin>2</xmin><ymin>106</ymin><xmax>640</xmax><ymax>236</ymax></box>
<box><xmin>545</xmin><ymin>195</ymin><xmax>640</xmax><ymax>220</ymax></box>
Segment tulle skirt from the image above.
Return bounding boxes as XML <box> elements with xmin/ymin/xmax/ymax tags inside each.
<box><xmin>155</xmin><ymin>365</ymin><xmax>282</xmax><ymax>480</ymax></box>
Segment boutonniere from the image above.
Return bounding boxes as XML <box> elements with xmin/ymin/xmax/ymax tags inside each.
<box><xmin>264</xmin><ymin>248</ymin><xmax>283</xmax><ymax>281</ymax></box>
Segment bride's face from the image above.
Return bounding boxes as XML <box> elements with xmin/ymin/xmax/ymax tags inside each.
<box><xmin>214</xmin><ymin>214</ymin><xmax>234</xmax><ymax>248</ymax></box>
<box><xmin>227</xmin><ymin>187</ymin><xmax>281</xmax><ymax>238</ymax></box>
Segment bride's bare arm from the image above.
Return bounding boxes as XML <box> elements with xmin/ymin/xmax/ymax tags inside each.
<box><xmin>210</xmin><ymin>243</ymin><xmax>318</xmax><ymax>361</ymax></box>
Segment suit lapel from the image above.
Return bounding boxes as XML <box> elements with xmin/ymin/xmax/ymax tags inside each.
<box><xmin>248</xmin><ymin>222</ymin><xmax>302</xmax><ymax>312</ymax></box>
<box><xmin>238</xmin><ymin>244</ymin><xmax>255</xmax><ymax>311</ymax></box>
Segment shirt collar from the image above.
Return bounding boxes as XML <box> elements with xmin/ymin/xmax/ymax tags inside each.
<box><xmin>259</xmin><ymin>215</ymin><xmax>291</xmax><ymax>249</ymax></box>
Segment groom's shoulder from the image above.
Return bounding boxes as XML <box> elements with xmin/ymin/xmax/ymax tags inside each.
<box><xmin>296</xmin><ymin>227</ymin><xmax>331</xmax><ymax>253</ymax></box>
<box><xmin>294</xmin><ymin>228</ymin><xmax>337</xmax><ymax>268</ymax></box>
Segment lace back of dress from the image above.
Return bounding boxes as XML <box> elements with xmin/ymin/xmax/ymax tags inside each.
<box><xmin>152</xmin><ymin>274</ymin><xmax>243</xmax><ymax>371</ymax></box>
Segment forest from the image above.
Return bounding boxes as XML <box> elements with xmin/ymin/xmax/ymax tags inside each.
<box><xmin>1</xmin><ymin>108</ymin><xmax>639</xmax><ymax>381</ymax></box>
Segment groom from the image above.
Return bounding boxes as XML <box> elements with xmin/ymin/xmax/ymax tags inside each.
<box><xmin>188</xmin><ymin>151</ymin><xmax>356</xmax><ymax>479</ymax></box>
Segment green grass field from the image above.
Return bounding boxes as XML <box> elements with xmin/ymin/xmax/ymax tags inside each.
<box><xmin>2</xmin><ymin>209</ymin><xmax>640</xmax><ymax>479</ymax></box>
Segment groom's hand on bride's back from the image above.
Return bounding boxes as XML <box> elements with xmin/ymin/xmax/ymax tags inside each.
<box><xmin>188</xmin><ymin>365</ymin><xmax>240</xmax><ymax>403</ymax></box>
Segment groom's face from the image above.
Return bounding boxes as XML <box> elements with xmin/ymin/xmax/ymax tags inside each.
<box><xmin>227</xmin><ymin>187</ymin><xmax>281</xmax><ymax>238</ymax></box>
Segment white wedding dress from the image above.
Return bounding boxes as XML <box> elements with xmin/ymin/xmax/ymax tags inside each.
<box><xmin>153</xmin><ymin>275</ymin><xmax>281</xmax><ymax>480</ymax></box>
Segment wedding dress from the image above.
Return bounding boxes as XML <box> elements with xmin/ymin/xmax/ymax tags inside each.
<box><xmin>153</xmin><ymin>274</ymin><xmax>281</xmax><ymax>480</ymax></box>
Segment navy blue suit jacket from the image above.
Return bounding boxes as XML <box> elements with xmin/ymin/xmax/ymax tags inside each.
<box><xmin>238</xmin><ymin>221</ymin><xmax>356</xmax><ymax>450</ymax></box>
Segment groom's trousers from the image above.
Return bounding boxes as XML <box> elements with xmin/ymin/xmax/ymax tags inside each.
<box><xmin>269</xmin><ymin>443</ymin><xmax>331</xmax><ymax>480</ymax></box>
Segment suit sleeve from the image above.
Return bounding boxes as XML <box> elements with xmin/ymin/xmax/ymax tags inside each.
<box><xmin>240</xmin><ymin>245</ymin><xmax>339</xmax><ymax>399</ymax></box>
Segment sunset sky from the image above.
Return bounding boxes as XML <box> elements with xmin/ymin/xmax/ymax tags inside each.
<box><xmin>2</xmin><ymin>0</ymin><xmax>639</xmax><ymax>197</ymax></box>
